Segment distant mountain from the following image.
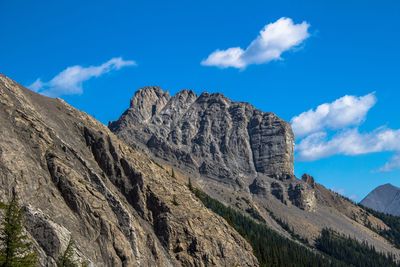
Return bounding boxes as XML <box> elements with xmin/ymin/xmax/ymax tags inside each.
<box><xmin>361</xmin><ymin>183</ymin><xmax>400</xmax><ymax>216</ymax></box>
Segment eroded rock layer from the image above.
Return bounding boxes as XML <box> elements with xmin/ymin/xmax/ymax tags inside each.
<box><xmin>0</xmin><ymin>75</ymin><xmax>258</xmax><ymax>267</ymax></box>
<box><xmin>110</xmin><ymin>86</ymin><xmax>400</xmax><ymax>258</ymax></box>
<box><xmin>110</xmin><ymin>87</ymin><xmax>294</xmax><ymax>183</ymax></box>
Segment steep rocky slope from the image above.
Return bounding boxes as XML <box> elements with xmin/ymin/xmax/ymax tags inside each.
<box><xmin>110</xmin><ymin>86</ymin><xmax>400</xmax><ymax>257</ymax></box>
<box><xmin>361</xmin><ymin>183</ymin><xmax>400</xmax><ymax>216</ymax></box>
<box><xmin>109</xmin><ymin>87</ymin><xmax>294</xmax><ymax>183</ymax></box>
<box><xmin>0</xmin><ymin>75</ymin><xmax>258</xmax><ymax>266</ymax></box>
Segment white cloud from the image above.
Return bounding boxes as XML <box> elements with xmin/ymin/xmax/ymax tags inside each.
<box><xmin>29</xmin><ymin>57</ymin><xmax>136</xmax><ymax>97</ymax></box>
<box><xmin>201</xmin><ymin>17</ymin><xmax>310</xmax><ymax>69</ymax></box>
<box><xmin>379</xmin><ymin>154</ymin><xmax>400</xmax><ymax>172</ymax></box>
<box><xmin>296</xmin><ymin>128</ymin><xmax>400</xmax><ymax>161</ymax></box>
<box><xmin>291</xmin><ymin>93</ymin><xmax>377</xmax><ymax>138</ymax></box>
<box><xmin>292</xmin><ymin>93</ymin><xmax>400</xmax><ymax>171</ymax></box>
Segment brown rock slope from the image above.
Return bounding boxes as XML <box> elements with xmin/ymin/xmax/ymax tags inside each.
<box><xmin>0</xmin><ymin>75</ymin><xmax>258</xmax><ymax>267</ymax></box>
<box><xmin>110</xmin><ymin>86</ymin><xmax>400</xmax><ymax>257</ymax></box>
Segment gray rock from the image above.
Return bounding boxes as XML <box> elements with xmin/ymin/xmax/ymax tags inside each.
<box><xmin>270</xmin><ymin>182</ymin><xmax>285</xmax><ymax>203</ymax></box>
<box><xmin>109</xmin><ymin>87</ymin><xmax>400</xmax><ymax>259</ymax></box>
<box><xmin>288</xmin><ymin>182</ymin><xmax>316</xmax><ymax>212</ymax></box>
<box><xmin>361</xmin><ymin>183</ymin><xmax>400</xmax><ymax>216</ymax></box>
<box><xmin>0</xmin><ymin>75</ymin><xmax>258</xmax><ymax>267</ymax></box>
<box><xmin>110</xmin><ymin>87</ymin><xmax>294</xmax><ymax>186</ymax></box>
<box><xmin>301</xmin><ymin>174</ymin><xmax>315</xmax><ymax>188</ymax></box>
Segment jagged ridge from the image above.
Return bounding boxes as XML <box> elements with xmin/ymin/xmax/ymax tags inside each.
<box><xmin>110</xmin><ymin>86</ymin><xmax>400</xmax><ymax>259</ymax></box>
<box><xmin>109</xmin><ymin>86</ymin><xmax>294</xmax><ymax>184</ymax></box>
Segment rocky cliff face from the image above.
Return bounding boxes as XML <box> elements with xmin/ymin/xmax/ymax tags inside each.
<box><xmin>0</xmin><ymin>75</ymin><xmax>258</xmax><ymax>266</ymax></box>
<box><xmin>361</xmin><ymin>184</ymin><xmax>400</xmax><ymax>216</ymax></box>
<box><xmin>110</xmin><ymin>87</ymin><xmax>400</xmax><ymax>258</ymax></box>
<box><xmin>110</xmin><ymin>87</ymin><xmax>294</xmax><ymax>183</ymax></box>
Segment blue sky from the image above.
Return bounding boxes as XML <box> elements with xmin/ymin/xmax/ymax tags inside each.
<box><xmin>1</xmin><ymin>0</ymin><xmax>400</xmax><ymax>200</ymax></box>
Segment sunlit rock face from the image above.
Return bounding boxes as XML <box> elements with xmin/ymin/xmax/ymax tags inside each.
<box><xmin>0</xmin><ymin>75</ymin><xmax>258</xmax><ymax>267</ymax></box>
<box><xmin>110</xmin><ymin>87</ymin><xmax>294</xmax><ymax>186</ymax></box>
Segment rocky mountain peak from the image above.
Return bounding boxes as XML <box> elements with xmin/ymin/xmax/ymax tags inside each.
<box><xmin>110</xmin><ymin>87</ymin><xmax>295</xmax><ymax>186</ymax></box>
<box><xmin>379</xmin><ymin>183</ymin><xmax>397</xmax><ymax>190</ymax></box>
<box><xmin>129</xmin><ymin>86</ymin><xmax>171</xmax><ymax>122</ymax></box>
<box><xmin>0</xmin><ymin>76</ymin><xmax>258</xmax><ymax>266</ymax></box>
<box><xmin>2</xmin><ymin>75</ymin><xmax>399</xmax><ymax>265</ymax></box>
<box><xmin>361</xmin><ymin>183</ymin><xmax>400</xmax><ymax>216</ymax></box>
<box><xmin>302</xmin><ymin>173</ymin><xmax>316</xmax><ymax>188</ymax></box>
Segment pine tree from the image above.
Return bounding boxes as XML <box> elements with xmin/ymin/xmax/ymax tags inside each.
<box><xmin>0</xmin><ymin>195</ymin><xmax>37</xmax><ymax>267</ymax></box>
<box><xmin>57</xmin><ymin>239</ymin><xmax>78</xmax><ymax>267</ymax></box>
<box><xmin>188</xmin><ymin>177</ymin><xmax>193</xmax><ymax>191</ymax></box>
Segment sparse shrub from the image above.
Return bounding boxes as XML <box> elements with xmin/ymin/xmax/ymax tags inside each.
<box><xmin>172</xmin><ymin>195</ymin><xmax>179</xmax><ymax>206</ymax></box>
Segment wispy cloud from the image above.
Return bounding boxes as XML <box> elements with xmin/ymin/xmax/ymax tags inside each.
<box><xmin>292</xmin><ymin>93</ymin><xmax>400</xmax><ymax>171</ymax></box>
<box><xmin>201</xmin><ymin>17</ymin><xmax>310</xmax><ymax>69</ymax></box>
<box><xmin>379</xmin><ymin>154</ymin><xmax>400</xmax><ymax>172</ymax></box>
<box><xmin>291</xmin><ymin>93</ymin><xmax>376</xmax><ymax>138</ymax></box>
<box><xmin>29</xmin><ymin>57</ymin><xmax>136</xmax><ymax>97</ymax></box>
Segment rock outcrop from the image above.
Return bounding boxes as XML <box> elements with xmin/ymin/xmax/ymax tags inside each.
<box><xmin>288</xmin><ymin>182</ymin><xmax>316</xmax><ymax>212</ymax></box>
<box><xmin>110</xmin><ymin>86</ymin><xmax>400</xmax><ymax>258</ymax></box>
<box><xmin>109</xmin><ymin>87</ymin><xmax>294</xmax><ymax>184</ymax></box>
<box><xmin>0</xmin><ymin>75</ymin><xmax>258</xmax><ymax>266</ymax></box>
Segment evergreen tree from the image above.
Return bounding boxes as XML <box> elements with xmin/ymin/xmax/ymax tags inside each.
<box><xmin>188</xmin><ymin>177</ymin><xmax>193</xmax><ymax>191</ymax></box>
<box><xmin>0</xmin><ymin>195</ymin><xmax>37</xmax><ymax>267</ymax></box>
<box><xmin>315</xmin><ymin>228</ymin><xmax>398</xmax><ymax>267</ymax></box>
<box><xmin>57</xmin><ymin>239</ymin><xmax>78</xmax><ymax>267</ymax></box>
<box><xmin>359</xmin><ymin>204</ymin><xmax>400</xmax><ymax>249</ymax></box>
<box><xmin>190</xmin><ymin>186</ymin><xmax>399</xmax><ymax>267</ymax></box>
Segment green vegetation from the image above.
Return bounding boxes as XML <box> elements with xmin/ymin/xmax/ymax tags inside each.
<box><xmin>268</xmin><ymin>211</ymin><xmax>308</xmax><ymax>244</ymax></box>
<box><xmin>57</xmin><ymin>239</ymin><xmax>78</xmax><ymax>267</ymax></box>
<box><xmin>360</xmin><ymin>205</ymin><xmax>400</xmax><ymax>248</ymax></box>
<box><xmin>188</xmin><ymin>177</ymin><xmax>193</xmax><ymax>191</ymax></box>
<box><xmin>316</xmin><ymin>228</ymin><xmax>398</xmax><ymax>267</ymax></box>
<box><xmin>189</xmin><ymin>186</ymin><xmax>343</xmax><ymax>267</ymax></box>
<box><xmin>190</xmin><ymin>185</ymin><xmax>400</xmax><ymax>267</ymax></box>
<box><xmin>0</xmin><ymin>195</ymin><xmax>37</xmax><ymax>267</ymax></box>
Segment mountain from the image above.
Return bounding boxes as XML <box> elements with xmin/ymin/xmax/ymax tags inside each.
<box><xmin>109</xmin><ymin>87</ymin><xmax>294</xmax><ymax>182</ymax></box>
<box><xmin>2</xmin><ymin>74</ymin><xmax>400</xmax><ymax>266</ymax></box>
<box><xmin>361</xmin><ymin>183</ymin><xmax>400</xmax><ymax>216</ymax></box>
<box><xmin>110</xmin><ymin>86</ymin><xmax>400</xmax><ymax>257</ymax></box>
<box><xmin>0</xmin><ymin>75</ymin><xmax>258</xmax><ymax>266</ymax></box>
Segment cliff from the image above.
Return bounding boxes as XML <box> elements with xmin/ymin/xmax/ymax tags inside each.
<box><xmin>110</xmin><ymin>86</ymin><xmax>400</xmax><ymax>258</ymax></box>
<box><xmin>0</xmin><ymin>75</ymin><xmax>258</xmax><ymax>266</ymax></box>
<box><xmin>109</xmin><ymin>87</ymin><xmax>294</xmax><ymax>183</ymax></box>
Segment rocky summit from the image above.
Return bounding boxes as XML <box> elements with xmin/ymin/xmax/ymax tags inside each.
<box><xmin>110</xmin><ymin>86</ymin><xmax>400</xmax><ymax>258</ymax></box>
<box><xmin>2</xmin><ymin>76</ymin><xmax>400</xmax><ymax>266</ymax></box>
<box><xmin>109</xmin><ymin>87</ymin><xmax>294</xmax><ymax>183</ymax></box>
<box><xmin>361</xmin><ymin>183</ymin><xmax>400</xmax><ymax>216</ymax></box>
<box><xmin>0</xmin><ymin>75</ymin><xmax>258</xmax><ymax>266</ymax></box>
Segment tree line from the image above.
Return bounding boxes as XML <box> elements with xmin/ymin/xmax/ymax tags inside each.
<box><xmin>189</xmin><ymin>181</ymin><xmax>399</xmax><ymax>267</ymax></box>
